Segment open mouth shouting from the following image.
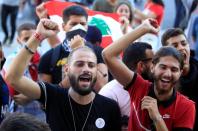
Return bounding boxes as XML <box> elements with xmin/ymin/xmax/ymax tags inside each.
<box><xmin>160</xmin><ymin>78</ymin><xmax>172</xmax><ymax>87</ymax></box>
<box><xmin>78</xmin><ymin>73</ymin><xmax>92</xmax><ymax>88</ymax></box>
<box><xmin>180</xmin><ymin>51</ymin><xmax>187</xmax><ymax>63</ymax></box>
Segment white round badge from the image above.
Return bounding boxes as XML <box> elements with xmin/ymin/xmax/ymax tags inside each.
<box><xmin>95</xmin><ymin>118</ymin><xmax>105</xmax><ymax>129</ymax></box>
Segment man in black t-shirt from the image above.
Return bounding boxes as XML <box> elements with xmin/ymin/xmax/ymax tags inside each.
<box><xmin>5</xmin><ymin>19</ymin><xmax>121</xmax><ymax>131</ymax></box>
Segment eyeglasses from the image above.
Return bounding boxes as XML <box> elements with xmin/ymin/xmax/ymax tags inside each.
<box><xmin>141</xmin><ymin>58</ymin><xmax>152</xmax><ymax>62</ymax></box>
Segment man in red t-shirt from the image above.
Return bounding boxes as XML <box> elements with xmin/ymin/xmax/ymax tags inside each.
<box><xmin>103</xmin><ymin>19</ymin><xmax>196</xmax><ymax>131</ymax></box>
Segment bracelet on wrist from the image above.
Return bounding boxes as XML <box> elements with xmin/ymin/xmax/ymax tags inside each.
<box><xmin>33</xmin><ymin>32</ymin><xmax>44</xmax><ymax>42</ymax></box>
<box><xmin>98</xmin><ymin>70</ymin><xmax>107</xmax><ymax>77</ymax></box>
<box><xmin>24</xmin><ymin>45</ymin><xmax>35</xmax><ymax>54</ymax></box>
<box><xmin>153</xmin><ymin>115</ymin><xmax>163</xmax><ymax>123</ymax></box>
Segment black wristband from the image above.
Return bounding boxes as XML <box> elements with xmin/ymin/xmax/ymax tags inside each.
<box><xmin>24</xmin><ymin>45</ymin><xmax>35</xmax><ymax>54</ymax></box>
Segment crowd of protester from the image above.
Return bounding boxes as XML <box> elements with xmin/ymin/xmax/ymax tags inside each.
<box><xmin>0</xmin><ymin>0</ymin><xmax>198</xmax><ymax>131</ymax></box>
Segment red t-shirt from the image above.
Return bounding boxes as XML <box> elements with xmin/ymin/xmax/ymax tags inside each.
<box><xmin>126</xmin><ymin>74</ymin><xmax>195</xmax><ymax>131</ymax></box>
<box><xmin>145</xmin><ymin>2</ymin><xmax>164</xmax><ymax>25</ymax></box>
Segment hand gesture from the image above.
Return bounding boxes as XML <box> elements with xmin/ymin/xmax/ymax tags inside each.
<box><xmin>70</xmin><ymin>35</ymin><xmax>85</xmax><ymax>50</ymax></box>
<box><xmin>141</xmin><ymin>18</ymin><xmax>160</xmax><ymax>34</ymax></box>
<box><xmin>13</xmin><ymin>94</ymin><xmax>32</xmax><ymax>105</ymax></box>
<box><xmin>119</xmin><ymin>16</ymin><xmax>130</xmax><ymax>34</ymax></box>
<box><xmin>36</xmin><ymin>19</ymin><xmax>60</xmax><ymax>39</ymax></box>
<box><xmin>141</xmin><ymin>96</ymin><xmax>162</xmax><ymax>122</ymax></box>
<box><xmin>36</xmin><ymin>3</ymin><xmax>48</xmax><ymax>19</ymax></box>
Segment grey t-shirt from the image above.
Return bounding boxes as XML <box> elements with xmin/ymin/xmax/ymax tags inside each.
<box><xmin>92</xmin><ymin>0</ymin><xmax>115</xmax><ymax>13</ymax></box>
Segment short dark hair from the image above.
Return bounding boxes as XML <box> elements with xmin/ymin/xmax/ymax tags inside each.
<box><xmin>67</xmin><ymin>46</ymin><xmax>97</xmax><ymax>64</ymax></box>
<box><xmin>62</xmin><ymin>5</ymin><xmax>88</xmax><ymax>23</ymax></box>
<box><xmin>161</xmin><ymin>28</ymin><xmax>187</xmax><ymax>46</ymax></box>
<box><xmin>17</xmin><ymin>23</ymin><xmax>36</xmax><ymax>35</ymax></box>
<box><xmin>122</xmin><ymin>42</ymin><xmax>152</xmax><ymax>70</ymax></box>
<box><xmin>85</xmin><ymin>26</ymin><xmax>102</xmax><ymax>44</ymax></box>
<box><xmin>152</xmin><ymin>46</ymin><xmax>184</xmax><ymax>69</ymax></box>
<box><xmin>152</xmin><ymin>0</ymin><xmax>164</xmax><ymax>7</ymax></box>
<box><xmin>0</xmin><ymin>113</ymin><xmax>51</xmax><ymax>131</ymax></box>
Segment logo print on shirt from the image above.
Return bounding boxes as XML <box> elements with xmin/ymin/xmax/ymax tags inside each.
<box><xmin>95</xmin><ymin>118</ymin><xmax>105</xmax><ymax>129</ymax></box>
<box><xmin>162</xmin><ymin>114</ymin><xmax>170</xmax><ymax>119</ymax></box>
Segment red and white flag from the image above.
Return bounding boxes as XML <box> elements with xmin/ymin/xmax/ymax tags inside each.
<box><xmin>44</xmin><ymin>1</ymin><xmax>123</xmax><ymax>48</ymax></box>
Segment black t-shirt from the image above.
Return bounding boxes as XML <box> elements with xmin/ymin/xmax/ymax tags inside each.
<box><xmin>38</xmin><ymin>82</ymin><xmax>121</xmax><ymax>131</ymax></box>
<box><xmin>179</xmin><ymin>57</ymin><xmax>198</xmax><ymax>131</ymax></box>
<box><xmin>179</xmin><ymin>57</ymin><xmax>198</xmax><ymax>100</ymax></box>
<box><xmin>38</xmin><ymin>45</ymin><xmax>69</xmax><ymax>84</ymax></box>
<box><xmin>38</xmin><ymin>43</ymin><xmax>104</xmax><ymax>84</ymax></box>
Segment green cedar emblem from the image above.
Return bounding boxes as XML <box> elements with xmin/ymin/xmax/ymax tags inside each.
<box><xmin>89</xmin><ymin>17</ymin><xmax>111</xmax><ymax>36</ymax></box>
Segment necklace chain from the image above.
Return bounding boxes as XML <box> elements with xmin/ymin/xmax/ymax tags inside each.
<box><xmin>68</xmin><ymin>93</ymin><xmax>94</xmax><ymax>131</ymax></box>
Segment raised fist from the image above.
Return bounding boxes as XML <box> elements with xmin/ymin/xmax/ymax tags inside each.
<box><xmin>141</xmin><ymin>18</ymin><xmax>160</xmax><ymax>34</ymax></box>
<box><xmin>36</xmin><ymin>3</ymin><xmax>48</xmax><ymax>19</ymax></box>
<box><xmin>36</xmin><ymin>19</ymin><xmax>60</xmax><ymax>39</ymax></box>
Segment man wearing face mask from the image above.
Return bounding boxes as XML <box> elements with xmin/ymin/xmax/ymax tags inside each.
<box><xmin>38</xmin><ymin>5</ymin><xmax>108</xmax><ymax>89</ymax></box>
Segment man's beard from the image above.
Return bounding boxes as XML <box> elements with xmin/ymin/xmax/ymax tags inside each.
<box><xmin>141</xmin><ymin>69</ymin><xmax>153</xmax><ymax>82</ymax></box>
<box><xmin>68</xmin><ymin>73</ymin><xmax>97</xmax><ymax>96</ymax></box>
<box><xmin>151</xmin><ymin>72</ymin><xmax>178</xmax><ymax>95</ymax></box>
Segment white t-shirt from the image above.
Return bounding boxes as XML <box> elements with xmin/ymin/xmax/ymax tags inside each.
<box><xmin>99</xmin><ymin>80</ymin><xmax>130</xmax><ymax>117</ymax></box>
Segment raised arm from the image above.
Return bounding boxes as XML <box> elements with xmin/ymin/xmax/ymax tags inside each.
<box><xmin>134</xmin><ymin>8</ymin><xmax>157</xmax><ymax>21</ymax></box>
<box><xmin>36</xmin><ymin>3</ymin><xmax>60</xmax><ymax>48</ymax></box>
<box><xmin>102</xmin><ymin>19</ymin><xmax>159</xmax><ymax>87</ymax></box>
<box><xmin>5</xmin><ymin>19</ymin><xmax>59</xmax><ymax>99</ymax></box>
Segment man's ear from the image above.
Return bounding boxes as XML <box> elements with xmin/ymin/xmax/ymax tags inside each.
<box><xmin>64</xmin><ymin>64</ymin><xmax>69</xmax><ymax>73</ymax></box>
<box><xmin>179</xmin><ymin>69</ymin><xmax>183</xmax><ymax>77</ymax></box>
<box><xmin>17</xmin><ymin>37</ymin><xmax>22</xmax><ymax>46</ymax></box>
<box><xmin>150</xmin><ymin>63</ymin><xmax>154</xmax><ymax>73</ymax></box>
<box><xmin>62</xmin><ymin>22</ymin><xmax>69</xmax><ymax>32</ymax></box>
<box><xmin>137</xmin><ymin>61</ymin><xmax>144</xmax><ymax>74</ymax></box>
<box><xmin>62</xmin><ymin>23</ymin><xmax>66</xmax><ymax>31</ymax></box>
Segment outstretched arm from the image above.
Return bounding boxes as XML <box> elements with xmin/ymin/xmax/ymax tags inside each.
<box><xmin>102</xmin><ymin>19</ymin><xmax>159</xmax><ymax>87</ymax></box>
<box><xmin>5</xmin><ymin>19</ymin><xmax>59</xmax><ymax>100</ymax></box>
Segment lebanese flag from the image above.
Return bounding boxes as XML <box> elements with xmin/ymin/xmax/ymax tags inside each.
<box><xmin>44</xmin><ymin>1</ymin><xmax>123</xmax><ymax>48</ymax></box>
